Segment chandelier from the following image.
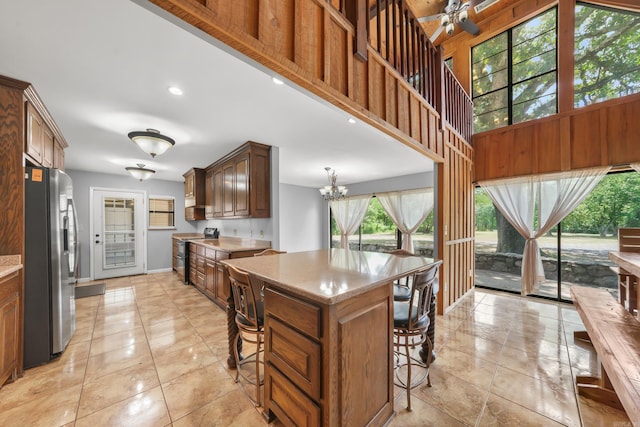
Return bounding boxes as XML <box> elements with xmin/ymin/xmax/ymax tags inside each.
<box><xmin>128</xmin><ymin>128</ymin><xmax>175</xmax><ymax>158</ymax></box>
<box><xmin>318</xmin><ymin>167</ymin><xmax>348</xmax><ymax>201</ymax></box>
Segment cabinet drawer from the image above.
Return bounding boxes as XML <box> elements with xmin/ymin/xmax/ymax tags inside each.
<box><xmin>205</xmin><ymin>248</ymin><xmax>216</xmax><ymax>259</ymax></box>
<box><xmin>266</xmin><ymin>316</ymin><xmax>321</xmax><ymax>401</ymax></box>
<box><xmin>265</xmin><ymin>289</ymin><xmax>320</xmax><ymax>339</ymax></box>
<box><xmin>196</xmin><ymin>245</ymin><xmax>205</xmax><ymax>256</ymax></box>
<box><xmin>266</xmin><ymin>365</ymin><xmax>321</xmax><ymax>427</ymax></box>
<box><xmin>216</xmin><ymin>251</ymin><xmax>230</xmax><ymax>261</ymax></box>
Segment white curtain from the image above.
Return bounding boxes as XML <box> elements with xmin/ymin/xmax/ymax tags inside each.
<box><xmin>330</xmin><ymin>195</ymin><xmax>371</xmax><ymax>249</ymax></box>
<box><xmin>632</xmin><ymin>163</ymin><xmax>640</xmax><ymax>173</ymax></box>
<box><xmin>377</xmin><ymin>188</ymin><xmax>434</xmax><ymax>253</ymax></box>
<box><xmin>479</xmin><ymin>167</ymin><xmax>610</xmax><ymax>295</ymax></box>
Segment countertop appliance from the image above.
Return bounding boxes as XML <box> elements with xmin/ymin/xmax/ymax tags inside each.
<box><xmin>24</xmin><ymin>167</ymin><xmax>78</xmax><ymax>369</ymax></box>
<box><xmin>204</xmin><ymin>227</ymin><xmax>219</xmax><ymax>238</ymax></box>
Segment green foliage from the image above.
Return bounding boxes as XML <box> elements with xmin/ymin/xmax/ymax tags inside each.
<box><xmin>574</xmin><ymin>4</ymin><xmax>640</xmax><ymax>107</ymax></box>
<box><xmin>360</xmin><ymin>198</ymin><xmax>395</xmax><ymax>234</ymax></box>
<box><xmin>475</xmin><ymin>188</ymin><xmax>497</xmax><ymax>231</ymax></box>
<box><xmin>562</xmin><ymin>173</ymin><xmax>640</xmax><ymax>236</ymax></box>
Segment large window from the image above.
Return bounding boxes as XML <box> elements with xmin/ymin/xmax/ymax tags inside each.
<box><xmin>574</xmin><ymin>3</ymin><xmax>640</xmax><ymax>107</ymax></box>
<box><xmin>475</xmin><ymin>171</ymin><xmax>640</xmax><ymax>301</ymax></box>
<box><xmin>472</xmin><ymin>7</ymin><xmax>557</xmax><ymax>133</ymax></box>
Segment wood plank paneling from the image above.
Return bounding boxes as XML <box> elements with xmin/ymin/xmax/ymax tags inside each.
<box><xmin>295</xmin><ymin>0</ymin><xmax>324</xmax><ymax>80</ymax></box>
<box><xmin>260</xmin><ymin>0</ymin><xmax>295</xmax><ymax>62</ymax></box>
<box><xmin>326</xmin><ymin>16</ymin><xmax>349</xmax><ymax>96</ymax></box>
<box><xmin>474</xmin><ymin>94</ymin><xmax>640</xmax><ymax>181</ymax></box>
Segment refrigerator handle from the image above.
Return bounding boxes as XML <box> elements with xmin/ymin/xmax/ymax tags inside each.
<box><xmin>70</xmin><ymin>199</ymin><xmax>79</xmax><ymax>278</ymax></box>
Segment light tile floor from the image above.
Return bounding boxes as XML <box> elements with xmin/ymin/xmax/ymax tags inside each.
<box><xmin>0</xmin><ymin>272</ymin><xmax>631</xmax><ymax>426</ymax></box>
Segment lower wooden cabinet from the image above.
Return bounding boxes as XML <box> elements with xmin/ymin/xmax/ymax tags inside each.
<box><xmin>263</xmin><ymin>284</ymin><xmax>394</xmax><ymax>426</ymax></box>
<box><xmin>0</xmin><ymin>271</ymin><xmax>21</xmax><ymax>389</ymax></box>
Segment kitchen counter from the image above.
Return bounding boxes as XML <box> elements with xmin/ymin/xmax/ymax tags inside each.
<box><xmin>188</xmin><ymin>237</ymin><xmax>271</xmax><ymax>253</ymax></box>
<box><xmin>0</xmin><ymin>255</ymin><xmax>22</xmax><ymax>279</ymax></box>
<box><xmin>223</xmin><ymin>248</ymin><xmax>432</xmax><ymax>304</ymax></box>
<box><xmin>171</xmin><ymin>233</ymin><xmax>204</xmax><ymax>240</ymax></box>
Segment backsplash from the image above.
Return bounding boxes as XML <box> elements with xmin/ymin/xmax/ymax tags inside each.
<box><xmin>198</xmin><ymin>218</ymin><xmax>272</xmax><ymax>241</ymax></box>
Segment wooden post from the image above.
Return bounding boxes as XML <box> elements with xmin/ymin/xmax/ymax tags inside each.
<box><xmin>346</xmin><ymin>0</ymin><xmax>368</xmax><ymax>61</ymax></box>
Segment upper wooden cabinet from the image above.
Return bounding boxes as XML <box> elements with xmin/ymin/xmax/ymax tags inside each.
<box><xmin>209</xmin><ymin>141</ymin><xmax>270</xmax><ymax>219</ymax></box>
<box><xmin>25</xmin><ymin>100</ymin><xmax>66</xmax><ymax>170</ymax></box>
<box><xmin>183</xmin><ymin>168</ymin><xmax>206</xmax><ymax>221</ymax></box>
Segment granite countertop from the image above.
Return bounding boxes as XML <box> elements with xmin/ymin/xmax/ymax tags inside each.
<box><xmin>189</xmin><ymin>237</ymin><xmax>272</xmax><ymax>253</ymax></box>
<box><xmin>0</xmin><ymin>255</ymin><xmax>22</xmax><ymax>279</ymax></box>
<box><xmin>172</xmin><ymin>233</ymin><xmax>205</xmax><ymax>240</ymax></box>
<box><xmin>223</xmin><ymin>249</ymin><xmax>439</xmax><ymax>304</ymax></box>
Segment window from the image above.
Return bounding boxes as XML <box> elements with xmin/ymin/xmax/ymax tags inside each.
<box><xmin>472</xmin><ymin>7</ymin><xmax>557</xmax><ymax>133</ymax></box>
<box><xmin>574</xmin><ymin>3</ymin><xmax>640</xmax><ymax>107</ymax></box>
<box><xmin>330</xmin><ymin>197</ymin><xmax>435</xmax><ymax>255</ymax></box>
<box><xmin>148</xmin><ymin>196</ymin><xmax>175</xmax><ymax>229</ymax></box>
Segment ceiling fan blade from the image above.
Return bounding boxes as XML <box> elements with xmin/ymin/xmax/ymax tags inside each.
<box><xmin>458</xmin><ymin>19</ymin><xmax>480</xmax><ymax>35</ymax></box>
<box><xmin>418</xmin><ymin>13</ymin><xmax>444</xmax><ymax>23</ymax></box>
<box><xmin>430</xmin><ymin>25</ymin><xmax>445</xmax><ymax>43</ymax></box>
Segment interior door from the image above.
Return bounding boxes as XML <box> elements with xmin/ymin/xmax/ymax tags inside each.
<box><xmin>92</xmin><ymin>189</ymin><xmax>145</xmax><ymax>279</ymax></box>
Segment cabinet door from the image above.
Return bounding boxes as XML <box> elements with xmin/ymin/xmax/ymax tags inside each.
<box><xmin>205</xmin><ymin>260</ymin><xmax>216</xmax><ymax>299</ymax></box>
<box><xmin>205</xmin><ymin>169</ymin><xmax>214</xmax><ymax>219</ymax></box>
<box><xmin>214</xmin><ymin>261</ymin><xmax>228</xmax><ymax>306</ymax></box>
<box><xmin>26</xmin><ymin>103</ymin><xmax>44</xmax><ymax>164</ymax></box>
<box><xmin>41</xmin><ymin>126</ymin><xmax>54</xmax><ymax>168</ymax></box>
<box><xmin>234</xmin><ymin>153</ymin><xmax>250</xmax><ymax>217</ymax></box>
<box><xmin>0</xmin><ymin>273</ymin><xmax>22</xmax><ymax>387</ymax></box>
<box><xmin>53</xmin><ymin>140</ymin><xmax>65</xmax><ymax>170</ymax></box>
<box><xmin>213</xmin><ymin>168</ymin><xmax>223</xmax><ymax>217</ymax></box>
<box><xmin>184</xmin><ymin>172</ymin><xmax>195</xmax><ymax>207</ymax></box>
<box><xmin>222</xmin><ymin>162</ymin><xmax>235</xmax><ymax>217</ymax></box>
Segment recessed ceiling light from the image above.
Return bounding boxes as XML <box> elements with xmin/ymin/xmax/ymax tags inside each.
<box><xmin>348</xmin><ymin>118</ymin><xmax>356</xmax><ymax>124</ymax></box>
<box><xmin>168</xmin><ymin>86</ymin><xmax>183</xmax><ymax>95</ymax></box>
<box><xmin>272</xmin><ymin>77</ymin><xmax>284</xmax><ymax>85</ymax></box>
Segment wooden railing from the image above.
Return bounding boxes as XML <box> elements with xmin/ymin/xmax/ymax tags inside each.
<box><xmin>367</xmin><ymin>0</ymin><xmax>440</xmax><ymax>108</ymax></box>
<box><xmin>443</xmin><ymin>65</ymin><xmax>473</xmax><ymax>141</ymax></box>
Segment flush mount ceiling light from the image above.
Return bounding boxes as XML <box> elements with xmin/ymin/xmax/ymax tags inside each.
<box><xmin>272</xmin><ymin>76</ymin><xmax>284</xmax><ymax>85</ymax></box>
<box><xmin>168</xmin><ymin>86</ymin><xmax>183</xmax><ymax>95</ymax></box>
<box><xmin>319</xmin><ymin>167</ymin><xmax>348</xmax><ymax>201</ymax></box>
<box><xmin>128</xmin><ymin>128</ymin><xmax>175</xmax><ymax>158</ymax></box>
<box><xmin>125</xmin><ymin>163</ymin><xmax>156</xmax><ymax>181</ymax></box>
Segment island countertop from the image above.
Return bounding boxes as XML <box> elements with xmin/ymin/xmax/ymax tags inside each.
<box><xmin>222</xmin><ymin>248</ymin><xmax>436</xmax><ymax>304</ymax></box>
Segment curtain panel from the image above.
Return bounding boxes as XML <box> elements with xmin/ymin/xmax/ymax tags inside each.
<box><xmin>479</xmin><ymin>167</ymin><xmax>610</xmax><ymax>295</ymax></box>
<box><xmin>377</xmin><ymin>188</ymin><xmax>434</xmax><ymax>253</ymax></box>
<box><xmin>329</xmin><ymin>195</ymin><xmax>371</xmax><ymax>249</ymax></box>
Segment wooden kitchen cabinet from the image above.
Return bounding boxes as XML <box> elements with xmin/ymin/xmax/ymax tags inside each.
<box><xmin>25</xmin><ymin>102</ymin><xmax>44</xmax><ymax>164</ymax></box>
<box><xmin>183</xmin><ymin>168</ymin><xmax>206</xmax><ymax>221</ymax></box>
<box><xmin>53</xmin><ymin>139</ymin><xmax>65</xmax><ymax>170</ymax></box>
<box><xmin>205</xmin><ymin>168</ymin><xmax>214</xmax><ymax>219</ymax></box>
<box><xmin>25</xmin><ymin>100</ymin><xmax>66</xmax><ymax>169</ymax></box>
<box><xmin>208</xmin><ymin>141</ymin><xmax>271</xmax><ymax>218</ymax></box>
<box><xmin>0</xmin><ymin>271</ymin><xmax>21</xmax><ymax>389</ymax></box>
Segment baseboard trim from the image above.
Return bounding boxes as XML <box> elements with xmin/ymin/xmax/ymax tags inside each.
<box><xmin>147</xmin><ymin>268</ymin><xmax>173</xmax><ymax>274</ymax></box>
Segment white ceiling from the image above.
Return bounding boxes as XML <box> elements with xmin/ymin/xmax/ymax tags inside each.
<box><xmin>0</xmin><ymin>0</ymin><xmax>434</xmax><ymax>187</ymax></box>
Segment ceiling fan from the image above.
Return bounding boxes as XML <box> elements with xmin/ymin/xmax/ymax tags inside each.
<box><xmin>418</xmin><ymin>0</ymin><xmax>501</xmax><ymax>43</ymax></box>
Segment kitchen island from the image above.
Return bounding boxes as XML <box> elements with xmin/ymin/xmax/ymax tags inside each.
<box><xmin>223</xmin><ymin>249</ymin><xmax>438</xmax><ymax>427</ymax></box>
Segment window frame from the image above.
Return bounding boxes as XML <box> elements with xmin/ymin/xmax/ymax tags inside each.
<box><xmin>471</xmin><ymin>6</ymin><xmax>558</xmax><ymax>133</ymax></box>
<box><xmin>148</xmin><ymin>195</ymin><xmax>176</xmax><ymax>230</ymax></box>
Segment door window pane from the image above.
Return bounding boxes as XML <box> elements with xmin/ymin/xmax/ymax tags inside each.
<box><xmin>103</xmin><ymin>197</ymin><xmax>136</xmax><ymax>268</ymax></box>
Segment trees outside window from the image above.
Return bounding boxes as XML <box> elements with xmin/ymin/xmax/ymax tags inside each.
<box><xmin>574</xmin><ymin>3</ymin><xmax>640</xmax><ymax>107</ymax></box>
<box><xmin>472</xmin><ymin>8</ymin><xmax>557</xmax><ymax>133</ymax></box>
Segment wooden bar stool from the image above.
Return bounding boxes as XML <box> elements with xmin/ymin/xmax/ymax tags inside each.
<box><xmin>227</xmin><ymin>264</ymin><xmax>264</xmax><ymax>406</ymax></box>
<box><xmin>388</xmin><ymin>249</ymin><xmax>415</xmax><ymax>302</ymax></box>
<box><xmin>393</xmin><ymin>261</ymin><xmax>442</xmax><ymax>411</ymax></box>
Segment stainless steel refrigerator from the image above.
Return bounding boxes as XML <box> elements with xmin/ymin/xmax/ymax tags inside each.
<box><xmin>24</xmin><ymin>167</ymin><xmax>78</xmax><ymax>369</ymax></box>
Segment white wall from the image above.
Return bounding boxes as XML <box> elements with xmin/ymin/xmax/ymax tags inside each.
<box><xmin>66</xmin><ymin>169</ymin><xmax>196</xmax><ymax>280</ymax></box>
<box><xmin>279</xmin><ymin>183</ymin><xmax>325</xmax><ymax>252</ymax></box>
